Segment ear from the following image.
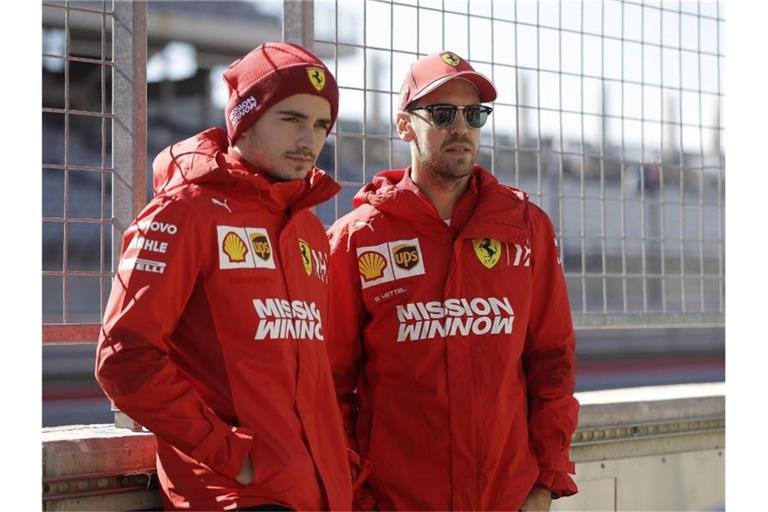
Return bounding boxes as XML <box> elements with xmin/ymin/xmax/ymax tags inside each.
<box><xmin>396</xmin><ymin>112</ymin><xmax>415</xmax><ymax>142</ymax></box>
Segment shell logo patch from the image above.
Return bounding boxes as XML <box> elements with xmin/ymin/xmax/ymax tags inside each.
<box><xmin>393</xmin><ymin>244</ymin><xmax>419</xmax><ymax>270</ymax></box>
<box><xmin>473</xmin><ymin>238</ymin><xmax>502</xmax><ymax>269</ymax></box>
<box><xmin>441</xmin><ymin>51</ymin><xmax>461</xmax><ymax>67</ymax></box>
<box><xmin>222</xmin><ymin>232</ymin><xmax>249</xmax><ymax>263</ymax></box>
<box><xmin>217</xmin><ymin>226</ymin><xmax>276</xmax><ymax>270</ymax></box>
<box><xmin>250</xmin><ymin>234</ymin><xmax>272</xmax><ymax>261</ymax></box>
<box><xmin>299</xmin><ymin>239</ymin><xmax>313</xmax><ymax>276</ymax></box>
<box><xmin>307</xmin><ymin>67</ymin><xmax>326</xmax><ymax>91</ymax></box>
<box><xmin>359</xmin><ymin>251</ymin><xmax>388</xmax><ymax>282</ymax></box>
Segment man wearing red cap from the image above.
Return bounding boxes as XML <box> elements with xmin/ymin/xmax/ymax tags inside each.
<box><xmin>326</xmin><ymin>51</ymin><xmax>579</xmax><ymax>511</ymax></box>
<box><xmin>96</xmin><ymin>43</ymin><xmax>361</xmax><ymax>511</ymax></box>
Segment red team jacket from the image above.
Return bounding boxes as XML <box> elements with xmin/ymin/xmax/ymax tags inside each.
<box><xmin>95</xmin><ymin>128</ymin><xmax>354</xmax><ymax>510</ymax></box>
<box><xmin>327</xmin><ymin>166</ymin><xmax>579</xmax><ymax>510</ymax></box>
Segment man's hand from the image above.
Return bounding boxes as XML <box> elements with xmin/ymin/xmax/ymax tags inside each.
<box><xmin>519</xmin><ymin>486</ymin><xmax>552</xmax><ymax>511</ymax></box>
<box><xmin>235</xmin><ymin>455</ymin><xmax>254</xmax><ymax>486</ymax></box>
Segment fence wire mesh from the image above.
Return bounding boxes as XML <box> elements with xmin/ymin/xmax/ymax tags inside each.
<box><xmin>42</xmin><ymin>0</ymin><xmax>147</xmax><ymax>342</ymax></box>
<box><xmin>41</xmin><ymin>0</ymin><xmax>724</xmax><ymax>336</ymax></box>
<box><xmin>310</xmin><ymin>0</ymin><xmax>724</xmax><ymax>328</ymax></box>
<box><xmin>42</xmin><ymin>1</ymin><xmax>115</xmax><ymax>334</ymax></box>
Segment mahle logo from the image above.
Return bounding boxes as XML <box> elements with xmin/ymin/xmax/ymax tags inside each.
<box><xmin>298</xmin><ymin>239</ymin><xmax>312</xmax><ymax>276</ymax></box>
<box><xmin>393</xmin><ymin>244</ymin><xmax>419</xmax><ymax>270</ymax></box>
<box><xmin>472</xmin><ymin>238</ymin><xmax>502</xmax><ymax>269</ymax></box>
<box><xmin>358</xmin><ymin>251</ymin><xmax>387</xmax><ymax>281</ymax></box>
<box><xmin>222</xmin><ymin>232</ymin><xmax>249</xmax><ymax>263</ymax></box>
<box><xmin>250</xmin><ymin>234</ymin><xmax>271</xmax><ymax>261</ymax></box>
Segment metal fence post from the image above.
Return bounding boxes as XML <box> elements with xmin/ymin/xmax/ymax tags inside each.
<box><xmin>112</xmin><ymin>0</ymin><xmax>148</xmax><ymax>431</ymax></box>
<box><xmin>113</xmin><ymin>0</ymin><xmax>148</xmax><ymax>239</ymax></box>
<box><xmin>283</xmin><ymin>0</ymin><xmax>314</xmax><ymax>49</ymax></box>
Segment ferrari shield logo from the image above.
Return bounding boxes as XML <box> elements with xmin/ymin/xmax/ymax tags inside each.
<box><xmin>473</xmin><ymin>238</ymin><xmax>502</xmax><ymax>269</ymax></box>
<box><xmin>441</xmin><ymin>52</ymin><xmax>461</xmax><ymax>66</ymax></box>
<box><xmin>298</xmin><ymin>239</ymin><xmax>312</xmax><ymax>276</ymax></box>
<box><xmin>307</xmin><ymin>68</ymin><xmax>326</xmax><ymax>91</ymax></box>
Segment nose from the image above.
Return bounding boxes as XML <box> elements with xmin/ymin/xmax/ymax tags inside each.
<box><xmin>296</xmin><ymin>125</ymin><xmax>314</xmax><ymax>150</ymax></box>
<box><xmin>450</xmin><ymin>109</ymin><xmax>470</xmax><ymax>135</ymax></box>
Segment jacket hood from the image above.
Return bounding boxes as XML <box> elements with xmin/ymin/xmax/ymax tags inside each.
<box><xmin>352</xmin><ymin>169</ymin><xmax>405</xmax><ymax>209</ymax></box>
<box><xmin>152</xmin><ymin>127</ymin><xmax>340</xmax><ymax>211</ymax></box>
<box><xmin>352</xmin><ymin>166</ymin><xmax>529</xmax><ymax>226</ymax></box>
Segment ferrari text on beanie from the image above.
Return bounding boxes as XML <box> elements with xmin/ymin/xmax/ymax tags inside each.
<box><xmin>399</xmin><ymin>51</ymin><xmax>497</xmax><ymax>111</ymax></box>
<box><xmin>223</xmin><ymin>42</ymin><xmax>339</xmax><ymax>144</ymax></box>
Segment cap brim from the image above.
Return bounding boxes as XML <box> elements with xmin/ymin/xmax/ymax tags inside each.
<box><xmin>406</xmin><ymin>70</ymin><xmax>497</xmax><ymax>109</ymax></box>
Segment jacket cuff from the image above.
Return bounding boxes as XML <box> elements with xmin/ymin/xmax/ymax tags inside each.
<box><xmin>536</xmin><ymin>468</ymin><xmax>578</xmax><ymax>499</ymax></box>
<box><xmin>190</xmin><ymin>425</ymin><xmax>254</xmax><ymax>480</ymax></box>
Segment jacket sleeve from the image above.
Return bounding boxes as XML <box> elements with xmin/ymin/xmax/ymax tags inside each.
<box><xmin>522</xmin><ymin>204</ymin><xmax>579</xmax><ymax>498</ymax></box>
<box><xmin>95</xmin><ymin>198</ymin><xmax>253</xmax><ymax>481</ymax></box>
<box><xmin>326</xmin><ymin>220</ymin><xmax>376</xmax><ymax>511</ymax></box>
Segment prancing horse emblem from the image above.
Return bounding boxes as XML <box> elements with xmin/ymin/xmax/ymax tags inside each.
<box><xmin>472</xmin><ymin>238</ymin><xmax>502</xmax><ymax>269</ymax></box>
<box><xmin>307</xmin><ymin>68</ymin><xmax>326</xmax><ymax>91</ymax></box>
<box><xmin>298</xmin><ymin>239</ymin><xmax>313</xmax><ymax>276</ymax></box>
<box><xmin>441</xmin><ymin>52</ymin><xmax>461</xmax><ymax>66</ymax></box>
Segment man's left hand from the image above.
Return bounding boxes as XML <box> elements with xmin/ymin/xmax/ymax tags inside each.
<box><xmin>519</xmin><ymin>486</ymin><xmax>552</xmax><ymax>512</ymax></box>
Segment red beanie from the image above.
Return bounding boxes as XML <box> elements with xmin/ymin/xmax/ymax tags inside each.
<box><xmin>223</xmin><ymin>42</ymin><xmax>339</xmax><ymax>144</ymax></box>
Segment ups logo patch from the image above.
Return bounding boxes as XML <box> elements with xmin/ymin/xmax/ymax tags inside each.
<box><xmin>250</xmin><ymin>234</ymin><xmax>272</xmax><ymax>261</ymax></box>
<box><xmin>393</xmin><ymin>244</ymin><xmax>419</xmax><ymax>270</ymax></box>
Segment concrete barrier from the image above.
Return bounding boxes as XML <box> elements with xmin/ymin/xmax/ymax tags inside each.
<box><xmin>42</xmin><ymin>383</ymin><xmax>724</xmax><ymax>511</ymax></box>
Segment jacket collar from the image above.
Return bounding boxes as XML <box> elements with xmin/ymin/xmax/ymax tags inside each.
<box><xmin>152</xmin><ymin>128</ymin><xmax>340</xmax><ymax>214</ymax></box>
<box><xmin>359</xmin><ymin>165</ymin><xmax>526</xmax><ymax>236</ymax></box>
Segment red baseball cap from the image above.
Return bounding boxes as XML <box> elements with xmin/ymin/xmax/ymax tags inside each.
<box><xmin>223</xmin><ymin>42</ymin><xmax>339</xmax><ymax>144</ymax></box>
<box><xmin>398</xmin><ymin>51</ymin><xmax>497</xmax><ymax>111</ymax></box>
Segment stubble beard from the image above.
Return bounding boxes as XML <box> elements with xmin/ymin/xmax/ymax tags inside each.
<box><xmin>416</xmin><ymin>143</ymin><xmax>476</xmax><ymax>189</ymax></box>
<box><xmin>269</xmin><ymin>155</ymin><xmax>315</xmax><ymax>182</ymax></box>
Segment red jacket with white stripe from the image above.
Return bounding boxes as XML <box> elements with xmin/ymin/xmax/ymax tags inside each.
<box><xmin>95</xmin><ymin>128</ymin><xmax>354</xmax><ymax>511</ymax></box>
<box><xmin>326</xmin><ymin>166</ymin><xmax>579</xmax><ymax>511</ymax></box>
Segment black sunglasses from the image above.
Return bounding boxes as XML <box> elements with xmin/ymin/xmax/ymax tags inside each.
<box><xmin>407</xmin><ymin>103</ymin><xmax>493</xmax><ymax>128</ymax></box>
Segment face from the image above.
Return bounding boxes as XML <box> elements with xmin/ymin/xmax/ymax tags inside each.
<box><xmin>397</xmin><ymin>79</ymin><xmax>482</xmax><ymax>182</ymax></box>
<box><xmin>235</xmin><ymin>93</ymin><xmax>332</xmax><ymax>181</ymax></box>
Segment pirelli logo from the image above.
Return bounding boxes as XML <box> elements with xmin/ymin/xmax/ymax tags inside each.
<box><xmin>119</xmin><ymin>257</ymin><xmax>166</xmax><ymax>274</ymax></box>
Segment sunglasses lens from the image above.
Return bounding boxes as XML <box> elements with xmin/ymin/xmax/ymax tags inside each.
<box><xmin>430</xmin><ymin>107</ymin><xmax>456</xmax><ymax>127</ymax></box>
<box><xmin>465</xmin><ymin>106</ymin><xmax>490</xmax><ymax>128</ymax></box>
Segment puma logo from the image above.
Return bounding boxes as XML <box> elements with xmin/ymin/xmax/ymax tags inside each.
<box><xmin>354</xmin><ymin>220</ymin><xmax>375</xmax><ymax>233</ymax></box>
<box><xmin>211</xmin><ymin>198</ymin><xmax>232</xmax><ymax>213</ymax></box>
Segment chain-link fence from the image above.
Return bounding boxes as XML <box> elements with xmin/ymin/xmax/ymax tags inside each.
<box><xmin>42</xmin><ymin>0</ymin><xmax>146</xmax><ymax>342</ymax></box>
<box><xmin>42</xmin><ymin>0</ymin><xmax>724</xmax><ymax>340</ymax></box>
<box><xmin>306</xmin><ymin>0</ymin><xmax>724</xmax><ymax>328</ymax></box>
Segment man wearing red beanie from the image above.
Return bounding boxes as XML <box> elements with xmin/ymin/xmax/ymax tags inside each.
<box><xmin>96</xmin><ymin>43</ymin><xmax>363</xmax><ymax>511</ymax></box>
<box><xmin>326</xmin><ymin>51</ymin><xmax>579</xmax><ymax>511</ymax></box>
